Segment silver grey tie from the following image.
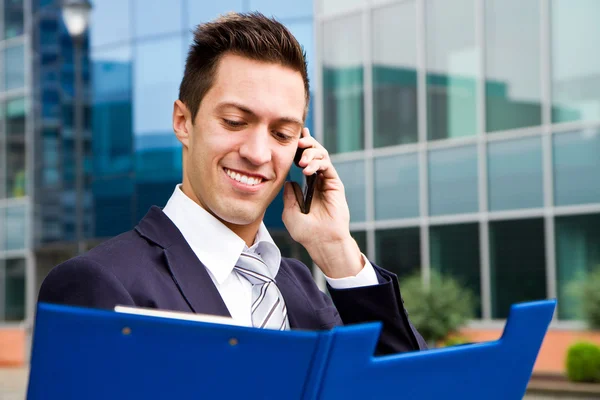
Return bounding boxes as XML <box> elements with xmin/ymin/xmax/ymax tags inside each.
<box><xmin>234</xmin><ymin>251</ymin><xmax>290</xmax><ymax>330</ymax></box>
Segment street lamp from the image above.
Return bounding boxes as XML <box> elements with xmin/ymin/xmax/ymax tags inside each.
<box><xmin>61</xmin><ymin>0</ymin><xmax>92</xmax><ymax>255</ymax></box>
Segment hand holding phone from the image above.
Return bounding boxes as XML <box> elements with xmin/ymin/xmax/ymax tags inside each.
<box><xmin>292</xmin><ymin>147</ymin><xmax>317</xmax><ymax>214</ymax></box>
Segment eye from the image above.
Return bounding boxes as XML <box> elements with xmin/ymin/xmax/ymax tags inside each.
<box><xmin>273</xmin><ymin>131</ymin><xmax>292</xmax><ymax>142</ymax></box>
<box><xmin>223</xmin><ymin>119</ymin><xmax>245</xmax><ymax>128</ymax></box>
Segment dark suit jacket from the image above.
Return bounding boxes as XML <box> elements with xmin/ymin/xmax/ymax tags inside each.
<box><xmin>38</xmin><ymin>206</ymin><xmax>427</xmax><ymax>355</ymax></box>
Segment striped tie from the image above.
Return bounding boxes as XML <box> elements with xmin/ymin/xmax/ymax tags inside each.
<box><xmin>234</xmin><ymin>251</ymin><xmax>290</xmax><ymax>330</ymax></box>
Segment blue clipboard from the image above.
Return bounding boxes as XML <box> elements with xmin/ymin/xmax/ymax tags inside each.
<box><xmin>27</xmin><ymin>299</ymin><xmax>556</xmax><ymax>399</ymax></box>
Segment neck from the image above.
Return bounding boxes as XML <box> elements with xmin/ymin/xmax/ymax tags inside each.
<box><xmin>180</xmin><ymin>182</ymin><xmax>261</xmax><ymax>247</ymax></box>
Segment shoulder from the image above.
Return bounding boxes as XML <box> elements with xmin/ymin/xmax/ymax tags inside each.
<box><xmin>279</xmin><ymin>257</ymin><xmax>324</xmax><ymax>297</ymax></box>
<box><xmin>279</xmin><ymin>257</ymin><xmax>314</xmax><ymax>282</ymax></box>
<box><xmin>38</xmin><ymin>229</ymin><xmax>162</xmax><ymax>304</ymax></box>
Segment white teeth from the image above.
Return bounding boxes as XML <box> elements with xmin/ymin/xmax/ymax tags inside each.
<box><xmin>225</xmin><ymin>169</ymin><xmax>262</xmax><ymax>186</ymax></box>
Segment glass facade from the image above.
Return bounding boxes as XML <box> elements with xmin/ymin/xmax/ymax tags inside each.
<box><xmin>426</xmin><ymin>0</ymin><xmax>478</xmax><ymax>141</ymax></box>
<box><xmin>318</xmin><ymin>0</ymin><xmax>600</xmax><ymax>323</ymax></box>
<box><xmin>0</xmin><ymin>0</ymin><xmax>598</xmax><ymax>328</ymax></box>
<box><xmin>1</xmin><ymin>0</ymin><xmax>28</xmax><ymax>323</ymax></box>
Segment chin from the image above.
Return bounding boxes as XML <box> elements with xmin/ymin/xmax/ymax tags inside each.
<box><xmin>211</xmin><ymin>202</ymin><xmax>263</xmax><ymax>226</ymax></box>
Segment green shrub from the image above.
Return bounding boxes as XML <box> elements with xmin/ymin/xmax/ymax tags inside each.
<box><xmin>582</xmin><ymin>268</ymin><xmax>600</xmax><ymax>330</ymax></box>
<box><xmin>565</xmin><ymin>341</ymin><xmax>600</xmax><ymax>383</ymax></box>
<box><xmin>400</xmin><ymin>271</ymin><xmax>476</xmax><ymax>346</ymax></box>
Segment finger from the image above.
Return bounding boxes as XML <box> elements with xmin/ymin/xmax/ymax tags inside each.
<box><xmin>298</xmin><ymin>147</ymin><xmax>327</xmax><ymax>167</ymax></box>
<box><xmin>304</xmin><ymin>158</ymin><xmax>339</xmax><ymax>179</ymax></box>
<box><xmin>298</xmin><ymin>128</ymin><xmax>322</xmax><ymax>149</ymax></box>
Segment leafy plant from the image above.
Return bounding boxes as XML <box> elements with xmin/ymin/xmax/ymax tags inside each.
<box><xmin>581</xmin><ymin>268</ymin><xmax>600</xmax><ymax>330</ymax></box>
<box><xmin>440</xmin><ymin>335</ymin><xmax>471</xmax><ymax>348</ymax></box>
<box><xmin>565</xmin><ymin>341</ymin><xmax>600</xmax><ymax>383</ymax></box>
<box><xmin>400</xmin><ymin>271</ymin><xmax>476</xmax><ymax>346</ymax></box>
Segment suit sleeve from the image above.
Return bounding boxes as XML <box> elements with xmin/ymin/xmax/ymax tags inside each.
<box><xmin>38</xmin><ymin>257</ymin><xmax>136</xmax><ymax>310</ymax></box>
<box><xmin>327</xmin><ymin>263</ymin><xmax>428</xmax><ymax>355</ymax></box>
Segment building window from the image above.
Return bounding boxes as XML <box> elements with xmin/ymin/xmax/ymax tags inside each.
<box><xmin>485</xmin><ymin>0</ymin><xmax>541</xmax><ymax>132</ymax></box>
<box><xmin>551</xmin><ymin>0</ymin><xmax>600</xmax><ymax>123</ymax></box>
<box><xmin>133</xmin><ymin>0</ymin><xmax>182</xmax><ymax>39</ymax></box>
<box><xmin>428</xmin><ymin>145</ymin><xmax>478</xmax><ymax>216</ymax></box>
<box><xmin>4</xmin><ymin>0</ymin><xmax>25</xmax><ymax>39</ymax></box>
<box><xmin>322</xmin><ymin>14</ymin><xmax>364</xmax><ymax>154</ymax></box>
<box><xmin>430</xmin><ymin>223</ymin><xmax>481</xmax><ymax>317</ymax></box>
<box><xmin>372</xmin><ymin>1</ymin><xmax>418</xmax><ymax>147</ymax></box>
<box><xmin>555</xmin><ymin>213</ymin><xmax>600</xmax><ymax>320</ymax></box>
<box><xmin>553</xmin><ymin>129</ymin><xmax>600</xmax><ymax>206</ymax></box>
<box><xmin>4</xmin><ymin>44</ymin><xmax>25</xmax><ymax>90</ymax></box>
<box><xmin>487</xmin><ymin>136</ymin><xmax>543</xmax><ymax>211</ymax></box>
<box><xmin>0</xmin><ymin>258</ymin><xmax>26</xmax><ymax>322</ymax></box>
<box><xmin>426</xmin><ymin>0</ymin><xmax>478</xmax><ymax>141</ymax></box>
<box><xmin>374</xmin><ymin>153</ymin><xmax>419</xmax><ymax>220</ymax></box>
<box><xmin>334</xmin><ymin>160</ymin><xmax>366</xmax><ymax>223</ymax></box>
<box><xmin>375</xmin><ymin>227</ymin><xmax>421</xmax><ymax>280</ymax></box>
<box><xmin>490</xmin><ymin>218</ymin><xmax>547</xmax><ymax>319</ymax></box>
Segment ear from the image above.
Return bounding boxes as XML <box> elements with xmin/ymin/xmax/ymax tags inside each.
<box><xmin>173</xmin><ymin>100</ymin><xmax>192</xmax><ymax>148</ymax></box>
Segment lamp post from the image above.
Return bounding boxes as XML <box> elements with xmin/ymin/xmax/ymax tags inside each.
<box><xmin>61</xmin><ymin>0</ymin><xmax>92</xmax><ymax>255</ymax></box>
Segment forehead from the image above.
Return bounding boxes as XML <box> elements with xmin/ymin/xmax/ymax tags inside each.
<box><xmin>204</xmin><ymin>53</ymin><xmax>306</xmax><ymax>121</ymax></box>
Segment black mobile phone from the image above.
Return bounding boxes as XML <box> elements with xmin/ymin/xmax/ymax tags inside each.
<box><xmin>292</xmin><ymin>147</ymin><xmax>317</xmax><ymax>214</ymax></box>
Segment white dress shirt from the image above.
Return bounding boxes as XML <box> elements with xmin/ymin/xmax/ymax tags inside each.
<box><xmin>162</xmin><ymin>185</ymin><xmax>378</xmax><ymax>327</ymax></box>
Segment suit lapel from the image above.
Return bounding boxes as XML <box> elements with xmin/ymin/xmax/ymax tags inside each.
<box><xmin>135</xmin><ymin>206</ymin><xmax>230</xmax><ymax>318</ymax></box>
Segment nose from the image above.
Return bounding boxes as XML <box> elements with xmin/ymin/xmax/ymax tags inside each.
<box><xmin>238</xmin><ymin>126</ymin><xmax>272</xmax><ymax>166</ymax></box>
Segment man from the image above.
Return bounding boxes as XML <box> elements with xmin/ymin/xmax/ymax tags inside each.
<box><xmin>39</xmin><ymin>12</ymin><xmax>426</xmax><ymax>355</ymax></box>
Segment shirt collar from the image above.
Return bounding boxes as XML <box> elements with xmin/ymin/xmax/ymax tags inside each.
<box><xmin>162</xmin><ymin>185</ymin><xmax>281</xmax><ymax>284</ymax></box>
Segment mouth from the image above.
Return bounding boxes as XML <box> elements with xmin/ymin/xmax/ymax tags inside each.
<box><xmin>223</xmin><ymin>167</ymin><xmax>266</xmax><ymax>187</ymax></box>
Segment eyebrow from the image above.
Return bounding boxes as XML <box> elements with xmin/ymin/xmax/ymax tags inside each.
<box><xmin>216</xmin><ymin>101</ymin><xmax>304</xmax><ymax>127</ymax></box>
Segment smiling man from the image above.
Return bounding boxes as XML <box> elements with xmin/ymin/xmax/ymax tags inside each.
<box><xmin>38</xmin><ymin>12</ymin><xmax>426</xmax><ymax>354</ymax></box>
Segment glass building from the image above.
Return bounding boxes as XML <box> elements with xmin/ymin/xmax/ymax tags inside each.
<box><xmin>1</xmin><ymin>0</ymin><xmax>599</xmax><ymax>343</ymax></box>
<box><xmin>317</xmin><ymin>0</ymin><xmax>600</xmax><ymax>322</ymax></box>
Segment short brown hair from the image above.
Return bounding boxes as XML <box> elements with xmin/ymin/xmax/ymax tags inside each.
<box><xmin>179</xmin><ymin>12</ymin><xmax>310</xmax><ymax>122</ymax></box>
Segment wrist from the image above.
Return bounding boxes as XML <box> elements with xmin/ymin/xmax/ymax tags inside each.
<box><xmin>305</xmin><ymin>234</ymin><xmax>364</xmax><ymax>279</ymax></box>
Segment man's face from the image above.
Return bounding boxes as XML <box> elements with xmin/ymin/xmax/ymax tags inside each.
<box><xmin>181</xmin><ymin>53</ymin><xmax>306</xmax><ymax>228</ymax></box>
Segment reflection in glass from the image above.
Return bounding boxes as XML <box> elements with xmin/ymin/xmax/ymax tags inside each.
<box><xmin>372</xmin><ymin>1</ymin><xmax>418</xmax><ymax>147</ymax></box>
<box><xmin>487</xmin><ymin>137</ymin><xmax>543</xmax><ymax>211</ymax></box>
<box><xmin>133</xmin><ymin>0</ymin><xmax>182</xmax><ymax>38</ymax></box>
<box><xmin>551</xmin><ymin>0</ymin><xmax>600</xmax><ymax>123</ymax></box>
<box><xmin>5</xmin><ymin>205</ymin><xmax>26</xmax><ymax>250</ymax></box>
<box><xmin>426</xmin><ymin>0</ymin><xmax>478</xmax><ymax>140</ymax></box>
<box><xmin>249</xmin><ymin>0</ymin><xmax>312</xmax><ymax>19</ymax></box>
<box><xmin>187</xmin><ymin>0</ymin><xmax>244</xmax><ymax>30</ymax></box>
<box><xmin>485</xmin><ymin>0</ymin><xmax>541</xmax><ymax>132</ymax></box>
<box><xmin>374</xmin><ymin>153</ymin><xmax>419</xmax><ymax>220</ymax></box>
<box><xmin>320</xmin><ymin>0</ymin><xmax>364</xmax><ymax>17</ymax></box>
<box><xmin>555</xmin><ymin>213</ymin><xmax>600</xmax><ymax>320</ymax></box>
<box><xmin>2</xmin><ymin>258</ymin><xmax>26</xmax><ymax>321</ymax></box>
<box><xmin>92</xmin><ymin>46</ymin><xmax>133</xmax><ymax>177</ymax></box>
<box><xmin>335</xmin><ymin>160</ymin><xmax>366</xmax><ymax>222</ymax></box>
<box><xmin>376</xmin><ymin>227</ymin><xmax>420</xmax><ymax>280</ymax></box>
<box><xmin>134</xmin><ymin>37</ymin><xmax>184</xmax><ymax>137</ymax></box>
<box><xmin>351</xmin><ymin>231</ymin><xmax>367</xmax><ymax>255</ymax></box>
<box><xmin>323</xmin><ymin>14</ymin><xmax>364</xmax><ymax>154</ymax></box>
<box><xmin>42</xmin><ymin>130</ymin><xmax>60</xmax><ymax>188</ymax></box>
<box><xmin>430</xmin><ymin>223</ymin><xmax>481</xmax><ymax>317</ymax></box>
<box><xmin>93</xmin><ymin>177</ymin><xmax>135</xmax><ymax>238</ymax></box>
<box><xmin>90</xmin><ymin>0</ymin><xmax>131</xmax><ymax>48</ymax></box>
<box><xmin>428</xmin><ymin>145</ymin><xmax>478</xmax><ymax>216</ymax></box>
<box><xmin>4</xmin><ymin>0</ymin><xmax>24</xmax><ymax>39</ymax></box>
<box><xmin>284</xmin><ymin>21</ymin><xmax>315</xmax><ymax>89</ymax></box>
<box><xmin>5</xmin><ymin>44</ymin><xmax>25</xmax><ymax>90</ymax></box>
<box><xmin>553</xmin><ymin>129</ymin><xmax>600</xmax><ymax>206</ymax></box>
<box><xmin>5</xmin><ymin>98</ymin><xmax>26</xmax><ymax>198</ymax></box>
<box><xmin>490</xmin><ymin>218</ymin><xmax>546</xmax><ymax>319</ymax></box>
